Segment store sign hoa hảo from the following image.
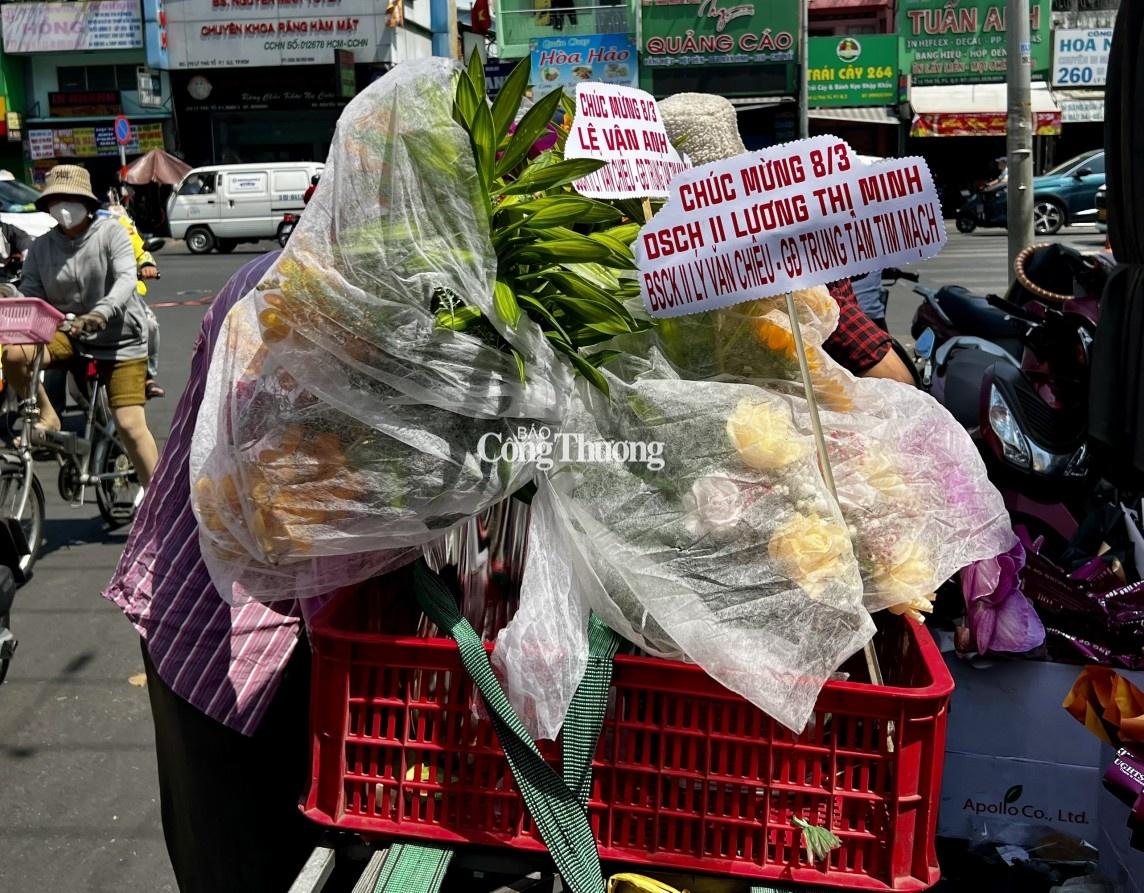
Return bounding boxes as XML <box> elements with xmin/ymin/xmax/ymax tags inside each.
<box><xmin>1052</xmin><ymin>29</ymin><xmax>1112</xmax><ymax>87</ymax></box>
<box><xmin>640</xmin><ymin>0</ymin><xmax>798</xmax><ymax>67</ymax></box>
<box><xmin>530</xmin><ymin>35</ymin><xmax>639</xmax><ymax>98</ymax></box>
<box><xmin>807</xmin><ymin>36</ymin><xmax>898</xmax><ymax>108</ymax></box>
<box><xmin>898</xmin><ymin>0</ymin><xmax>1050</xmax><ymax>85</ymax></box>
<box><xmin>565</xmin><ymin>83</ymin><xmax>689</xmax><ymax>199</ymax></box>
<box><xmin>635</xmin><ymin>136</ymin><xmax>945</xmax><ymax>318</ymax></box>
<box><xmin>0</xmin><ymin>0</ymin><xmax>143</xmax><ymax>53</ymax></box>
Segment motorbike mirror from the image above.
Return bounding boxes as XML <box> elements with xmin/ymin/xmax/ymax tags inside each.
<box><xmin>143</xmin><ymin>237</ymin><xmax>165</xmax><ymax>252</ymax></box>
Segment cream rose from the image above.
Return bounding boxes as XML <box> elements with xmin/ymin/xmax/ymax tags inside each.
<box><xmin>769</xmin><ymin>512</ymin><xmax>853</xmax><ymax>597</ymax></box>
<box><xmin>861</xmin><ymin>451</ymin><xmax>911</xmax><ymax>502</ymax></box>
<box><xmin>871</xmin><ymin>541</ymin><xmax>935</xmax><ymax>606</ymax></box>
<box><xmin>726</xmin><ymin>399</ymin><xmax>805</xmax><ymax>470</ymax></box>
<box><xmin>682</xmin><ymin>475</ymin><xmax>744</xmax><ymax>536</ymax></box>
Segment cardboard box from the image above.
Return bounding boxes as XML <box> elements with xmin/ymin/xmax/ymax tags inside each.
<box><xmin>938</xmin><ymin>646</ymin><xmax>1106</xmax><ymax>842</ymax></box>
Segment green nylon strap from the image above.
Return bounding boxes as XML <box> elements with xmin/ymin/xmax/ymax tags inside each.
<box><xmin>372</xmin><ymin>842</ymin><xmax>454</xmax><ymax>893</ymax></box>
<box><xmin>413</xmin><ymin>560</ymin><xmax>619</xmax><ymax>893</ymax></box>
<box><xmin>561</xmin><ymin>611</ymin><xmax>620</xmax><ymax>807</ymax></box>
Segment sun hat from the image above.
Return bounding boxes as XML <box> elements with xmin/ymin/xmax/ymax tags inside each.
<box><xmin>659</xmin><ymin>93</ymin><xmax>746</xmax><ymax>166</ymax></box>
<box><xmin>35</xmin><ymin>164</ymin><xmax>100</xmax><ymax>211</ymax></box>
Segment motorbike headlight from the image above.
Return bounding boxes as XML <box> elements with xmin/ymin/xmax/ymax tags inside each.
<box><xmin>988</xmin><ymin>384</ymin><xmax>1031</xmax><ymax>468</ymax></box>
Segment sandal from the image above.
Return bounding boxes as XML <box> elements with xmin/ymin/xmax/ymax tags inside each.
<box><xmin>145</xmin><ymin>380</ymin><xmax>166</xmax><ymax>400</ymax></box>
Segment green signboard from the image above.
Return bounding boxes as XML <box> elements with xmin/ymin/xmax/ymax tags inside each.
<box><xmin>898</xmin><ymin>0</ymin><xmax>1051</xmax><ymax>85</ymax></box>
<box><xmin>640</xmin><ymin>0</ymin><xmax>799</xmax><ymax>68</ymax></box>
<box><xmin>808</xmin><ymin>35</ymin><xmax>898</xmax><ymax>107</ymax></box>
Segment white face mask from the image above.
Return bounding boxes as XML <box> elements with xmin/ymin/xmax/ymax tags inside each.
<box><xmin>49</xmin><ymin>201</ymin><xmax>89</xmax><ymax>230</ymax></box>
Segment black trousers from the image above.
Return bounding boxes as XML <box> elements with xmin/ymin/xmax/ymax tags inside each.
<box><xmin>142</xmin><ymin>637</ymin><xmax>321</xmax><ymax>892</ymax></box>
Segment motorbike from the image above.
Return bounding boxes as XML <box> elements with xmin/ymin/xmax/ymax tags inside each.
<box><xmin>910</xmin><ymin>244</ymin><xmax>1112</xmax><ymax>554</ymax></box>
<box><xmin>954</xmin><ymin>182</ymin><xmax>1008</xmax><ymax>234</ymax></box>
<box><xmin>278</xmin><ymin>213</ymin><xmax>298</xmax><ymax>248</ymax></box>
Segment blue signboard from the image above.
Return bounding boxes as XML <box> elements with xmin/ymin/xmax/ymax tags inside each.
<box><xmin>529</xmin><ymin>34</ymin><xmax>638</xmax><ymax>98</ymax></box>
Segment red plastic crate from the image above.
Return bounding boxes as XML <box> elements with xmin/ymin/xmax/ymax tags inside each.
<box><xmin>304</xmin><ymin>575</ymin><xmax>953</xmax><ymax>890</ymax></box>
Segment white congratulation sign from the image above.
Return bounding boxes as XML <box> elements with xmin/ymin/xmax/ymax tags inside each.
<box><xmin>637</xmin><ymin>136</ymin><xmax>945</xmax><ymax>318</ymax></box>
<box><xmin>1053</xmin><ymin>29</ymin><xmax>1113</xmax><ymax>87</ymax></box>
<box><xmin>565</xmin><ymin>83</ymin><xmax>688</xmax><ymax>200</ymax></box>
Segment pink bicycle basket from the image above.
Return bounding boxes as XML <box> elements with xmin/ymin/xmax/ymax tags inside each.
<box><xmin>0</xmin><ymin>298</ymin><xmax>65</xmax><ymax>345</ymax></box>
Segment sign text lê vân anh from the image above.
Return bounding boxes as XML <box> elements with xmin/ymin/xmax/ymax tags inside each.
<box><xmin>898</xmin><ymin>0</ymin><xmax>1050</xmax><ymax>85</ymax></box>
<box><xmin>636</xmin><ymin>136</ymin><xmax>945</xmax><ymax>318</ymax></box>
<box><xmin>641</xmin><ymin>0</ymin><xmax>798</xmax><ymax>67</ymax></box>
<box><xmin>807</xmin><ymin>36</ymin><xmax>898</xmax><ymax>108</ymax></box>
<box><xmin>565</xmin><ymin>83</ymin><xmax>689</xmax><ymax>200</ymax></box>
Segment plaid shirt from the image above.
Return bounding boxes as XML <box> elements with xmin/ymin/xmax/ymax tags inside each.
<box><xmin>103</xmin><ymin>251</ymin><xmax>304</xmax><ymax>736</ymax></box>
<box><xmin>824</xmin><ymin>278</ymin><xmax>892</xmax><ymax>374</ymax></box>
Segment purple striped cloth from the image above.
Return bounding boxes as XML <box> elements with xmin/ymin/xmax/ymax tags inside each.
<box><xmin>103</xmin><ymin>250</ymin><xmax>304</xmax><ymax>736</ymax></box>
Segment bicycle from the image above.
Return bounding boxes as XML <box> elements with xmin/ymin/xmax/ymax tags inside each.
<box><xmin>0</xmin><ymin>297</ymin><xmax>142</xmax><ymax>576</ymax></box>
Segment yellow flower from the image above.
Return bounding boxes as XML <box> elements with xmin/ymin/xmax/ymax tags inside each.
<box><xmin>769</xmin><ymin>513</ymin><xmax>853</xmax><ymax>597</ymax></box>
<box><xmin>861</xmin><ymin>451</ymin><xmax>910</xmax><ymax>502</ymax></box>
<box><xmin>871</xmin><ymin>541</ymin><xmax>935</xmax><ymax>606</ymax></box>
<box><xmin>726</xmin><ymin>398</ymin><xmax>805</xmax><ymax>469</ymax></box>
<box><xmin>793</xmin><ymin>285</ymin><xmax>836</xmax><ymax>321</ymax></box>
<box><xmin>754</xmin><ymin>319</ymin><xmax>797</xmax><ymax>357</ymax></box>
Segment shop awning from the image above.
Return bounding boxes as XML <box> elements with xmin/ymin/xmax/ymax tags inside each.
<box><xmin>26</xmin><ymin>113</ymin><xmax>171</xmax><ymax>125</ymax></box>
<box><xmin>809</xmin><ymin>107</ymin><xmax>899</xmax><ymax>125</ymax></box>
<box><xmin>910</xmin><ymin>83</ymin><xmax>1062</xmax><ymax>137</ymax></box>
<box><xmin>809</xmin><ymin>0</ymin><xmax>891</xmax><ymax>8</ymax></box>
<box><xmin>728</xmin><ymin>97</ymin><xmax>794</xmax><ymax>112</ymax></box>
<box><xmin>1054</xmin><ymin>89</ymin><xmax>1105</xmax><ymax>124</ymax></box>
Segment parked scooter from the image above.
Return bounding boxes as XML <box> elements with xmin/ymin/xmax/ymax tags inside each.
<box><xmin>278</xmin><ymin>213</ymin><xmax>298</xmax><ymax>248</ymax></box>
<box><xmin>910</xmin><ymin>244</ymin><xmax>1112</xmax><ymax>553</ymax></box>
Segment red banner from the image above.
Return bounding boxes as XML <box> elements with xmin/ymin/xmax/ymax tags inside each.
<box><xmin>910</xmin><ymin>111</ymin><xmax>1062</xmax><ymax>137</ymax></box>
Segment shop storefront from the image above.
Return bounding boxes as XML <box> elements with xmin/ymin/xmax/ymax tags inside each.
<box><xmin>638</xmin><ymin>0</ymin><xmax>798</xmax><ymax>146</ymax></box>
<box><xmin>0</xmin><ymin>40</ymin><xmax>27</xmax><ymax>176</ymax></box>
<box><xmin>161</xmin><ymin>0</ymin><xmax>432</xmax><ymax>165</ymax></box>
<box><xmin>0</xmin><ymin>0</ymin><xmax>174</xmax><ymax>193</ymax></box>
<box><xmin>1050</xmin><ymin>27</ymin><xmax>1111</xmax><ymax>163</ymax></box>
<box><xmin>494</xmin><ymin>0</ymin><xmax>635</xmax><ymax>61</ymax></box>
<box><xmin>807</xmin><ymin>34</ymin><xmax>903</xmax><ymax>158</ymax></box>
<box><xmin>898</xmin><ymin>0</ymin><xmax>1055</xmax><ymax>206</ymax></box>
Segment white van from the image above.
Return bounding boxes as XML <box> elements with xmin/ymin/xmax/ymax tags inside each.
<box><xmin>167</xmin><ymin>162</ymin><xmax>323</xmax><ymax>254</ymax></box>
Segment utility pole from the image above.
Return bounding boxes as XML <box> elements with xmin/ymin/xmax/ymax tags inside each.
<box><xmin>798</xmin><ymin>0</ymin><xmax>809</xmax><ymax>138</ymax></box>
<box><xmin>1006</xmin><ymin>0</ymin><xmax>1034</xmax><ymax>273</ymax></box>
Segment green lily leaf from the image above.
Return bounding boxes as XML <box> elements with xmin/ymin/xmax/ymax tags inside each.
<box><xmin>455</xmin><ymin>70</ymin><xmax>481</xmax><ymax>130</ymax></box>
<box><xmin>498</xmin><ymin>158</ymin><xmax>606</xmax><ymax>196</ymax></box>
<box><xmin>560</xmin><ymin>346</ymin><xmax>610</xmax><ymax>396</ymax></box>
<box><xmin>511</xmin><ymin>238</ymin><xmax>614</xmax><ymax>265</ymax></box>
<box><xmin>470</xmin><ymin>98</ymin><xmax>497</xmax><ymax>193</ymax></box>
<box><xmin>493</xmin><ymin>278</ymin><xmax>522</xmax><ymax>327</ymax></box>
<box><xmin>491</xmin><ymin>58</ymin><xmax>531</xmax><ymax>143</ymax></box>
<box><xmin>496</xmin><ymin>87</ymin><xmax>563</xmax><ymax>179</ymax></box>
<box><xmin>467</xmin><ymin>47</ymin><xmax>486</xmax><ymax>103</ymax></box>
<box><xmin>511</xmin><ymin>347</ymin><xmax>528</xmax><ymax>384</ymax></box>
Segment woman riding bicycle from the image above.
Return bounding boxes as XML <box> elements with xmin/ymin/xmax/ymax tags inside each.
<box><xmin>1</xmin><ymin>165</ymin><xmax>158</xmax><ymax>486</ymax></box>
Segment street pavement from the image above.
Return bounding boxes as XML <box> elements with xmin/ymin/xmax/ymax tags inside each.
<box><xmin>0</xmin><ymin>242</ymin><xmax>275</xmax><ymax>893</ymax></box>
<box><xmin>0</xmin><ymin>225</ymin><xmax>1113</xmax><ymax>892</ymax></box>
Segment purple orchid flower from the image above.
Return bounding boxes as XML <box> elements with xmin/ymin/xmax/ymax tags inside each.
<box><xmin>961</xmin><ymin>541</ymin><xmax>1046</xmax><ymax>655</ymax></box>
